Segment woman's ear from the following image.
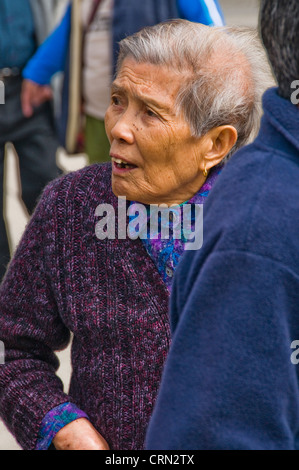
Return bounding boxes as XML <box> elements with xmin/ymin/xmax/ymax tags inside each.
<box><xmin>201</xmin><ymin>125</ymin><xmax>238</xmax><ymax>171</ymax></box>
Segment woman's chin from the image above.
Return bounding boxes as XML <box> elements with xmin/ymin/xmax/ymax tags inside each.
<box><xmin>112</xmin><ymin>179</ymin><xmax>133</xmax><ymax>201</ymax></box>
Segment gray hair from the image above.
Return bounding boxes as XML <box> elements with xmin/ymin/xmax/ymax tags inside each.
<box><xmin>260</xmin><ymin>0</ymin><xmax>299</xmax><ymax>100</ymax></box>
<box><xmin>117</xmin><ymin>20</ymin><xmax>273</xmax><ymax>160</ymax></box>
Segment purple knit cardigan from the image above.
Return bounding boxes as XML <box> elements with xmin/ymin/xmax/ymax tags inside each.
<box><xmin>0</xmin><ymin>163</ymin><xmax>171</xmax><ymax>450</ymax></box>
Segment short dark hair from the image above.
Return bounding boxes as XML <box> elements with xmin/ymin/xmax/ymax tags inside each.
<box><xmin>260</xmin><ymin>0</ymin><xmax>299</xmax><ymax>99</ymax></box>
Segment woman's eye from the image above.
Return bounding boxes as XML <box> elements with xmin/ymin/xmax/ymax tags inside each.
<box><xmin>111</xmin><ymin>96</ymin><xmax>121</xmax><ymax>106</ymax></box>
<box><xmin>146</xmin><ymin>109</ymin><xmax>157</xmax><ymax>118</ymax></box>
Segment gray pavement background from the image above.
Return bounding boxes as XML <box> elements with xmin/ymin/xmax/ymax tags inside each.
<box><xmin>0</xmin><ymin>0</ymin><xmax>260</xmax><ymax>450</ymax></box>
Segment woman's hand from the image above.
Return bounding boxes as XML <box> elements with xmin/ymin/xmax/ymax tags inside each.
<box><xmin>52</xmin><ymin>418</ymin><xmax>110</xmax><ymax>450</ymax></box>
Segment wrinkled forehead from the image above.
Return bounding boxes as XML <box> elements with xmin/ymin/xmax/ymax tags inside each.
<box><xmin>112</xmin><ymin>57</ymin><xmax>185</xmax><ymax>114</ymax></box>
<box><xmin>114</xmin><ymin>53</ymin><xmax>196</xmax><ymax>106</ymax></box>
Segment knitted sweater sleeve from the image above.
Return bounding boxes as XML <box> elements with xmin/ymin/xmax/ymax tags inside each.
<box><xmin>0</xmin><ymin>179</ymin><xmax>75</xmax><ymax>450</ymax></box>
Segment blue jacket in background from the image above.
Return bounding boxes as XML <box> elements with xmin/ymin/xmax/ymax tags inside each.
<box><xmin>178</xmin><ymin>0</ymin><xmax>224</xmax><ymax>25</ymax></box>
<box><xmin>0</xmin><ymin>0</ymin><xmax>36</xmax><ymax>69</ymax></box>
<box><xmin>23</xmin><ymin>0</ymin><xmax>225</xmax><ymax>85</ymax></box>
<box><xmin>146</xmin><ymin>88</ymin><xmax>299</xmax><ymax>450</ymax></box>
<box><xmin>23</xmin><ymin>0</ymin><xmax>225</xmax><ymax>154</ymax></box>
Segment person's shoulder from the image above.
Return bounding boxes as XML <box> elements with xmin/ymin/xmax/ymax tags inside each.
<box><xmin>49</xmin><ymin>162</ymin><xmax>112</xmax><ymax>196</ymax></box>
<box><xmin>208</xmin><ymin>139</ymin><xmax>298</xmax><ymax>217</ymax></box>
<box><xmin>203</xmin><ymin>141</ymin><xmax>299</xmax><ymax>268</ymax></box>
<box><xmin>205</xmin><ymin>142</ymin><xmax>272</xmax><ymax>223</ymax></box>
<box><xmin>39</xmin><ymin>163</ymin><xmax>114</xmax><ymax>213</ymax></box>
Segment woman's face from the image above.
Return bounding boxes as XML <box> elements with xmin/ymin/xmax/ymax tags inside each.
<box><xmin>105</xmin><ymin>57</ymin><xmax>209</xmax><ymax>205</ymax></box>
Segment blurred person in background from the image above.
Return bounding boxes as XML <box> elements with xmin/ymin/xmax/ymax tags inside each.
<box><xmin>0</xmin><ymin>0</ymin><xmax>62</xmax><ymax>281</ymax></box>
<box><xmin>21</xmin><ymin>0</ymin><xmax>225</xmax><ymax>164</ymax></box>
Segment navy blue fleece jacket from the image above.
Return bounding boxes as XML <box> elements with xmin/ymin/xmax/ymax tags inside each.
<box><xmin>146</xmin><ymin>87</ymin><xmax>299</xmax><ymax>450</ymax></box>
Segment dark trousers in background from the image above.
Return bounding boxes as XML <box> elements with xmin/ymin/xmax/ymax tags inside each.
<box><xmin>0</xmin><ymin>76</ymin><xmax>61</xmax><ymax>280</ymax></box>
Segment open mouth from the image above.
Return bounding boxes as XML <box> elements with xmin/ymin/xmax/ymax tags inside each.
<box><xmin>111</xmin><ymin>157</ymin><xmax>137</xmax><ymax>170</ymax></box>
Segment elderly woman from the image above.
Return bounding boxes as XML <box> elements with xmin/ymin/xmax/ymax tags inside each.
<box><xmin>0</xmin><ymin>20</ymin><xmax>270</xmax><ymax>450</ymax></box>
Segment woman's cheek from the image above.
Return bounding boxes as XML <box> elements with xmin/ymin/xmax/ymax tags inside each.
<box><xmin>104</xmin><ymin>108</ymin><xmax>117</xmax><ymax>141</ymax></box>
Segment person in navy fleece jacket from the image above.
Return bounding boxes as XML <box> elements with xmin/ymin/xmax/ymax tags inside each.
<box><xmin>146</xmin><ymin>0</ymin><xmax>299</xmax><ymax>450</ymax></box>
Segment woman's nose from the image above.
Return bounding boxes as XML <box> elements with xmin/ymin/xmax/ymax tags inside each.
<box><xmin>110</xmin><ymin>111</ymin><xmax>135</xmax><ymax>144</ymax></box>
